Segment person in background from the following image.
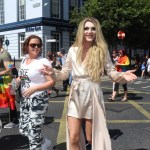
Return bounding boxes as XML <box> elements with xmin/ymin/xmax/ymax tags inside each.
<box><xmin>47</xmin><ymin>51</ymin><xmax>59</xmax><ymax>96</ymax></box>
<box><xmin>142</xmin><ymin>54</ymin><xmax>149</xmax><ymax>76</ymax></box>
<box><xmin>109</xmin><ymin>49</ymin><xmax>130</xmax><ymax>102</ymax></box>
<box><xmin>146</xmin><ymin>56</ymin><xmax>150</xmax><ymax>76</ymax></box>
<box><xmin>134</xmin><ymin>54</ymin><xmax>140</xmax><ymax>70</ymax></box>
<box><xmin>108</xmin><ymin>50</ymin><xmax>119</xmax><ymax>101</ymax></box>
<box><xmin>16</xmin><ymin>35</ymin><xmax>54</xmax><ymax>150</ymax></box>
<box><xmin>41</xmin><ymin>17</ymin><xmax>137</xmax><ymax>150</ymax></box>
<box><xmin>0</xmin><ymin>38</ymin><xmax>19</xmax><ymax>128</ymax></box>
<box><xmin>57</xmin><ymin>48</ymin><xmax>69</xmax><ymax>91</ymax></box>
<box><xmin>140</xmin><ymin>61</ymin><xmax>146</xmax><ymax>79</ymax></box>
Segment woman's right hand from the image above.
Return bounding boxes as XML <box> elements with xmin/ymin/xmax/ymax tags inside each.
<box><xmin>40</xmin><ymin>64</ymin><xmax>54</xmax><ymax>75</ymax></box>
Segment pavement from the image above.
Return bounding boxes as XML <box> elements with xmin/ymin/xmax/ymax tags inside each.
<box><xmin>0</xmin><ymin>75</ymin><xmax>150</xmax><ymax>150</ymax></box>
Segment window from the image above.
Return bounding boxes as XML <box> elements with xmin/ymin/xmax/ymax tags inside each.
<box><xmin>51</xmin><ymin>0</ymin><xmax>60</xmax><ymax>18</ymax></box>
<box><xmin>19</xmin><ymin>33</ymin><xmax>25</xmax><ymax>58</ymax></box>
<box><xmin>69</xmin><ymin>32</ymin><xmax>75</xmax><ymax>46</ymax></box>
<box><xmin>0</xmin><ymin>35</ymin><xmax>4</xmax><ymax>45</ymax></box>
<box><xmin>51</xmin><ymin>32</ymin><xmax>60</xmax><ymax>53</ymax></box>
<box><xmin>18</xmin><ymin>0</ymin><xmax>25</xmax><ymax>21</ymax></box>
<box><xmin>0</xmin><ymin>0</ymin><xmax>4</xmax><ymax>24</ymax></box>
<box><xmin>69</xmin><ymin>0</ymin><xmax>78</xmax><ymax>18</ymax></box>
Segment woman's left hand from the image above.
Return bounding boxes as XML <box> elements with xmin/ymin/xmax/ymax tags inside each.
<box><xmin>22</xmin><ymin>87</ymin><xmax>36</xmax><ymax>97</ymax></box>
<box><xmin>123</xmin><ymin>70</ymin><xmax>137</xmax><ymax>82</ymax></box>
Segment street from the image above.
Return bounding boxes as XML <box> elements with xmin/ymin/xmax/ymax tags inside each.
<box><xmin>0</xmin><ymin>76</ymin><xmax>150</xmax><ymax>150</ymax></box>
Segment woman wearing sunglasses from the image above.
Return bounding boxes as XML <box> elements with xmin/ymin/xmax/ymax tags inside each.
<box><xmin>16</xmin><ymin>35</ymin><xmax>54</xmax><ymax>150</ymax></box>
<box><xmin>41</xmin><ymin>17</ymin><xmax>137</xmax><ymax>150</ymax></box>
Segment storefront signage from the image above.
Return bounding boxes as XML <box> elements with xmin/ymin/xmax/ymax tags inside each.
<box><xmin>26</xmin><ymin>26</ymin><xmax>41</xmax><ymax>32</ymax></box>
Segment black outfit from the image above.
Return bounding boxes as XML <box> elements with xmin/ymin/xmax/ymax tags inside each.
<box><xmin>62</xmin><ymin>78</ymin><xmax>69</xmax><ymax>91</ymax></box>
<box><xmin>10</xmin><ymin>107</ymin><xmax>19</xmax><ymax>123</ymax></box>
<box><xmin>114</xmin><ymin>83</ymin><xmax>127</xmax><ymax>92</ymax></box>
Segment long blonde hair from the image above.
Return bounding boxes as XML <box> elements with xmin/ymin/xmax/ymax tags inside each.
<box><xmin>72</xmin><ymin>17</ymin><xmax>108</xmax><ymax>81</ymax></box>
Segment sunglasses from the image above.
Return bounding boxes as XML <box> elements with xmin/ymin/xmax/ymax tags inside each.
<box><xmin>29</xmin><ymin>43</ymin><xmax>42</xmax><ymax>48</ymax></box>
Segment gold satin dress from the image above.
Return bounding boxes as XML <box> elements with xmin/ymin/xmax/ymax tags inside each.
<box><xmin>54</xmin><ymin>47</ymin><xmax>126</xmax><ymax>150</ymax></box>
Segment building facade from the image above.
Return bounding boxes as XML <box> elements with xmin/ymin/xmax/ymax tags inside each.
<box><xmin>0</xmin><ymin>0</ymin><xmax>83</xmax><ymax>59</ymax></box>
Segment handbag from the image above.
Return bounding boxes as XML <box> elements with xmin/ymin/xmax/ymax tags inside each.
<box><xmin>11</xmin><ymin>75</ymin><xmax>22</xmax><ymax>103</ymax></box>
<box><xmin>11</xmin><ymin>57</ymin><xmax>18</xmax><ymax>77</ymax></box>
<box><xmin>11</xmin><ymin>58</ymin><xmax>22</xmax><ymax>103</ymax></box>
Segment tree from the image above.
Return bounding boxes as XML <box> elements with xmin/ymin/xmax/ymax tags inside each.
<box><xmin>70</xmin><ymin>0</ymin><xmax>150</xmax><ymax>50</ymax></box>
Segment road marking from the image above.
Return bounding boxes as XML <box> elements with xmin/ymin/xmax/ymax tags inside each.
<box><xmin>137</xmin><ymin>102</ymin><xmax>150</xmax><ymax>104</ymax></box>
<box><xmin>102</xmin><ymin>86</ymin><xmax>150</xmax><ymax>94</ymax></box>
<box><xmin>129</xmin><ymin>100</ymin><xmax>150</xmax><ymax>119</ymax></box>
<box><xmin>142</xmin><ymin>86</ymin><xmax>150</xmax><ymax>88</ymax></box>
<box><xmin>54</xmin><ymin>119</ymin><xmax>61</xmax><ymax>122</ymax></box>
<box><xmin>54</xmin><ymin>119</ymin><xmax>150</xmax><ymax>123</ymax></box>
<box><xmin>56</xmin><ymin>96</ymin><xmax>68</xmax><ymax>145</ymax></box>
<box><xmin>107</xmin><ymin>120</ymin><xmax>150</xmax><ymax>123</ymax></box>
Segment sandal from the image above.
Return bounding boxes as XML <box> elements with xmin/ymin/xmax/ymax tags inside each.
<box><xmin>121</xmin><ymin>98</ymin><xmax>128</xmax><ymax>102</ymax></box>
<box><xmin>107</xmin><ymin>97</ymin><xmax>115</xmax><ymax>102</ymax></box>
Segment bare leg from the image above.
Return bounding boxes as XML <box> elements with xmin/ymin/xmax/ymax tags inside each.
<box><xmin>85</xmin><ymin>119</ymin><xmax>92</xmax><ymax>144</ymax></box>
<box><xmin>122</xmin><ymin>91</ymin><xmax>128</xmax><ymax>100</ymax></box>
<box><xmin>68</xmin><ymin>116</ymin><xmax>82</xmax><ymax>150</ymax></box>
<box><xmin>113</xmin><ymin>90</ymin><xmax>118</xmax><ymax>98</ymax></box>
<box><xmin>113</xmin><ymin>82</ymin><xmax>119</xmax><ymax>95</ymax></box>
<box><xmin>122</xmin><ymin>83</ymin><xmax>128</xmax><ymax>101</ymax></box>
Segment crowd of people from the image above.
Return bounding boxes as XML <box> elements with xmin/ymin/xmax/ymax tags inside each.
<box><xmin>132</xmin><ymin>53</ymin><xmax>150</xmax><ymax>78</ymax></box>
<box><xmin>2</xmin><ymin>16</ymin><xmax>150</xmax><ymax>150</ymax></box>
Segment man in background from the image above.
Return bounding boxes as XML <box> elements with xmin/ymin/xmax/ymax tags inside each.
<box><xmin>57</xmin><ymin>48</ymin><xmax>69</xmax><ymax>91</ymax></box>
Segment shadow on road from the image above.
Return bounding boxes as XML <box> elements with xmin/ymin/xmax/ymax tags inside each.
<box><xmin>53</xmin><ymin>142</ymin><xmax>66</xmax><ymax>150</ymax></box>
<box><xmin>44</xmin><ymin>116</ymin><xmax>55</xmax><ymax>125</ymax></box>
<box><xmin>0</xmin><ymin>134</ymin><xmax>28</xmax><ymax>150</ymax></box>
<box><xmin>109</xmin><ymin>129</ymin><xmax>123</xmax><ymax>140</ymax></box>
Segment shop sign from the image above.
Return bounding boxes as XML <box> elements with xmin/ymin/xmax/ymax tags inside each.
<box><xmin>26</xmin><ymin>26</ymin><xmax>41</xmax><ymax>32</ymax></box>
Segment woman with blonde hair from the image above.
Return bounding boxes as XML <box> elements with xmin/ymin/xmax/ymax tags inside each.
<box><xmin>41</xmin><ymin>17</ymin><xmax>137</xmax><ymax>150</ymax></box>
